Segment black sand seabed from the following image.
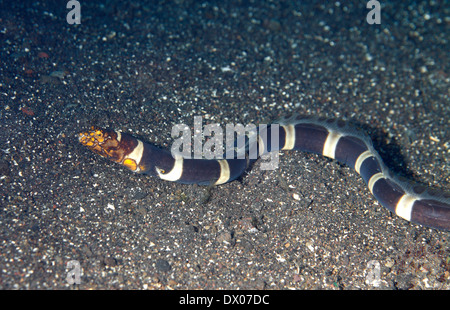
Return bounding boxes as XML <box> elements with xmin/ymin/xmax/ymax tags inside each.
<box><xmin>0</xmin><ymin>1</ymin><xmax>449</xmax><ymax>290</ymax></box>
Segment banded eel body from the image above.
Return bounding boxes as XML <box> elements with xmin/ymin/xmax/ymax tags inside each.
<box><xmin>79</xmin><ymin>115</ymin><xmax>450</xmax><ymax>230</ymax></box>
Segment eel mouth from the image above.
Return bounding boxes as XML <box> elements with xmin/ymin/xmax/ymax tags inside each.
<box><xmin>78</xmin><ymin>127</ymin><xmax>120</xmax><ymax>160</ymax></box>
<box><xmin>78</xmin><ymin>127</ymin><xmax>109</xmax><ymax>154</ymax></box>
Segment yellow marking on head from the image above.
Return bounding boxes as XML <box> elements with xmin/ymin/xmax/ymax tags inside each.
<box><xmin>80</xmin><ymin>127</ymin><xmax>124</xmax><ymax>163</ymax></box>
<box><xmin>139</xmin><ymin>163</ymin><xmax>146</xmax><ymax>171</ymax></box>
<box><xmin>79</xmin><ymin>128</ymin><xmax>109</xmax><ymax>147</ymax></box>
<box><xmin>123</xmin><ymin>158</ymin><xmax>137</xmax><ymax>171</ymax></box>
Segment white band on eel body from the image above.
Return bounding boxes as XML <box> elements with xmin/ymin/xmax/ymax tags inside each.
<box><xmin>282</xmin><ymin>124</ymin><xmax>295</xmax><ymax>150</ymax></box>
<box><xmin>395</xmin><ymin>194</ymin><xmax>416</xmax><ymax>221</ymax></box>
<box><xmin>125</xmin><ymin>140</ymin><xmax>144</xmax><ymax>168</ymax></box>
<box><xmin>215</xmin><ymin>159</ymin><xmax>231</xmax><ymax>185</ymax></box>
<box><xmin>354</xmin><ymin>150</ymin><xmax>373</xmax><ymax>174</ymax></box>
<box><xmin>368</xmin><ymin>172</ymin><xmax>384</xmax><ymax>194</ymax></box>
<box><xmin>156</xmin><ymin>155</ymin><xmax>184</xmax><ymax>181</ymax></box>
<box><xmin>322</xmin><ymin>131</ymin><xmax>342</xmax><ymax>159</ymax></box>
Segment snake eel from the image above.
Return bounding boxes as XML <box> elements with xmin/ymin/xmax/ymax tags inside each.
<box><xmin>79</xmin><ymin>115</ymin><xmax>450</xmax><ymax>230</ymax></box>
